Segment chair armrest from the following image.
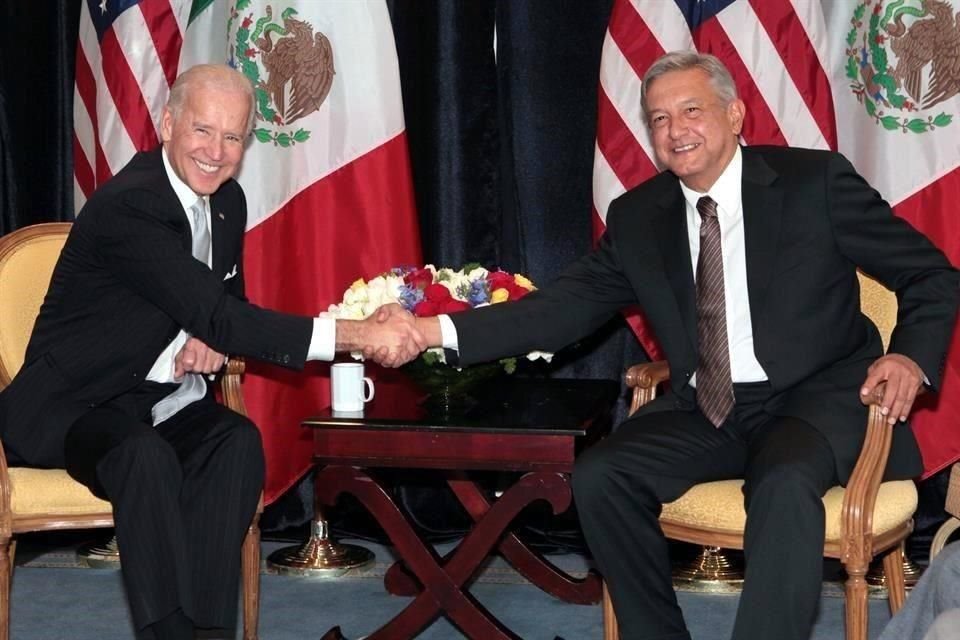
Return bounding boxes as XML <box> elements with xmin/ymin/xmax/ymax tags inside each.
<box><xmin>220</xmin><ymin>357</ymin><xmax>248</xmax><ymax>418</ymax></box>
<box><xmin>840</xmin><ymin>381</ymin><xmax>895</xmax><ymax>565</ymax></box>
<box><xmin>625</xmin><ymin>361</ymin><xmax>670</xmax><ymax>417</ymax></box>
<box><xmin>0</xmin><ymin>438</ymin><xmax>12</xmax><ymax>538</ymax></box>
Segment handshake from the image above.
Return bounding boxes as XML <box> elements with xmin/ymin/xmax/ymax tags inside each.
<box><xmin>337</xmin><ymin>303</ymin><xmax>439</xmax><ymax>368</ymax></box>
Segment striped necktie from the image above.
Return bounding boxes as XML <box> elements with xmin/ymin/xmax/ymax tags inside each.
<box><xmin>694</xmin><ymin>196</ymin><xmax>734</xmax><ymax>428</ymax></box>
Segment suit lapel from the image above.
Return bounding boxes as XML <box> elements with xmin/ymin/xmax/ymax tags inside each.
<box><xmin>740</xmin><ymin>150</ymin><xmax>782</xmax><ymax>320</ymax></box>
<box><xmin>652</xmin><ymin>183</ymin><xmax>698</xmax><ymax>352</ymax></box>
<box><xmin>209</xmin><ymin>192</ymin><xmax>230</xmax><ymax>279</ymax></box>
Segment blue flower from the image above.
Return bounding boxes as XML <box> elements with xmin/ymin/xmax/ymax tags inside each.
<box><xmin>466</xmin><ymin>279</ymin><xmax>490</xmax><ymax>306</ymax></box>
<box><xmin>398</xmin><ymin>284</ymin><xmax>424</xmax><ymax>311</ymax></box>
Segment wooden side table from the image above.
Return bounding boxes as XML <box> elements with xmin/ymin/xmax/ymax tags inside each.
<box><xmin>307</xmin><ymin>376</ymin><xmax>619</xmax><ymax>640</ymax></box>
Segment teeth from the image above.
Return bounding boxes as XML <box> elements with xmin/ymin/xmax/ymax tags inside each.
<box><xmin>674</xmin><ymin>143</ymin><xmax>699</xmax><ymax>152</ymax></box>
<box><xmin>195</xmin><ymin>159</ymin><xmax>218</xmax><ymax>173</ymax></box>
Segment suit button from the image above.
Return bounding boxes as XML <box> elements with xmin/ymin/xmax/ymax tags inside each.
<box><xmin>132</xmin><ymin>372</ymin><xmax>139</xmax><ymax>378</ymax></box>
<box><xmin>683</xmin><ymin>370</ymin><xmax>691</xmax><ymax>378</ymax></box>
<box><xmin>282</xmin><ymin>354</ymin><xmax>290</xmax><ymax>364</ymax></box>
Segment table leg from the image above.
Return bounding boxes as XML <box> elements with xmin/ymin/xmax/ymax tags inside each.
<box><xmin>385</xmin><ymin>472</ymin><xmax>602</xmax><ymax>604</ymax></box>
<box><xmin>315</xmin><ymin>466</ymin><xmax>572</xmax><ymax>640</ymax></box>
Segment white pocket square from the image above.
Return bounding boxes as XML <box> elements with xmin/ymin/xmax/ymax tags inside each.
<box><xmin>224</xmin><ymin>265</ymin><xmax>238</xmax><ymax>281</ymax></box>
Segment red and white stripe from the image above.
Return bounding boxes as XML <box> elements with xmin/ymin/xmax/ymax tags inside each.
<box><xmin>73</xmin><ymin>0</ymin><xmax>190</xmax><ymax>212</ymax></box>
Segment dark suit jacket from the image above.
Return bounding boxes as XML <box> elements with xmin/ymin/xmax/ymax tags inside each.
<box><xmin>0</xmin><ymin>147</ymin><xmax>314</xmax><ymax>467</ymax></box>
<box><xmin>451</xmin><ymin>146</ymin><xmax>959</xmax><ymax>483</ymax></box>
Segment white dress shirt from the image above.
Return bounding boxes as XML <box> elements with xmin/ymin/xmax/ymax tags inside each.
<box><xmin>680</xmin><ymin>147</ymin><xmax>767</xmax><ymax>384</ymax></box>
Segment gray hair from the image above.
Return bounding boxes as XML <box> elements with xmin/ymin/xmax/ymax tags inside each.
<box><xmin>166</xmin><ymin>64</ymin><xmax>256</xmax><ymax>136</ymax></box>
<box><xmin>640</xmin><ymin>51</ymin><xmax>739</xmax><ymax>119</ymax></box>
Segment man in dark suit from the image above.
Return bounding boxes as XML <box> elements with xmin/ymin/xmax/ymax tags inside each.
<box><xmin>0</xmin><ymin>64</ymin><xmax>423</xmax><ymax>640</ymax></box>
<box><xmin>386</xmin><ymin>52</ymin><xmax>959</xmax><ymax>639</ymax></box>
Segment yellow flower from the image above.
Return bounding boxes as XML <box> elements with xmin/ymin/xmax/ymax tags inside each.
<box><xmin>514</xmin><ymin>274</ymin><xmax>535</xmax><ymax>290</ymax></box>
<box><xmin>349</xmin><ymin>278</ymin><xmax>367</xmax><ymax>290</ymax></box>
<box><xmin>491</xmin><ymin>288</ymin><xmax>510</xmax><ymax>303</ymax></box>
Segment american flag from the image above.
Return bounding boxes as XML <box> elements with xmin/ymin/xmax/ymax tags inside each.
<box><xmin>592</xmin><ymin>0</ymin><xmax>960</xmax><ymax>477</ymax></box>
<box><xmin>73</xmin><ymin>0</ymin><xmax>199</xmax><ymax>211</ymax></box>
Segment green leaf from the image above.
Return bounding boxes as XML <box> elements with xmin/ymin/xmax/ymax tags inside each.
<box><xmin>846</xmin><ymin>27</ymin><xmax>858</xmax><ymax>47</ymax></box>
<box><xmin>421</xmin><ymin>351</ymin><xmax>442</xmax><ymax>366</ymax></box>
<box><xmin>933</xmin><ymin>113</ymin><xmax>953</xmax><ymax>127</ymax></box>
<box><xmin>293</xmin><ymin>129</ymin><xmax>311</xmax><ymax>143</ymax></box>
<box><xmin>460</xmin><ymin>262</ymin><xmax>482</xmax><ymax>273</ymax></box>
<box><xmin>864</xmin><ymin>98</ymin><xmax>876</xmax><ymax>117</ymax></box>
<box><xmin>253</xmin><ymin>128</ymin><xmax>272</xmax><ymax>143</ymax></box>
<box><xmin>906</xmin><ymin>118</ymin><xmax>928</xmax><ymax>134</ymax></box>
<box><xmin>236</xmin><ymin>0</ymin><xmax>252</xmax><ymax>10</ymax></box>
<box><xmin>501</xmin><ymin>358</ymin><xmax>517</xmax><ymax>375</ymax></box>
<box><xmin>276</xmin><ymin>133</ymin><xmax>291</xmax><ymax>147</ymax></box>
<box><xmin>879</xmin><ymin>115</ymin><xmax>900</xmax><ymax>131</ymax></box>
<box><xmin>845</xmin><ymin>58</ymin><xmax>858</xmax><ymax>82</ymax></box>
<box><xmin>853</xmin><ymin>4</ymin><xmax>866</xmax><ymax>21</ymax></box>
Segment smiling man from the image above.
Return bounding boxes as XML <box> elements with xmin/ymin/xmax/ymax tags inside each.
<box><xmin>0</xmin><ymin>64</ymin><xmax>424</xmax><ymax>640</ymax></box>
<box><xmin>394</xmin><ymin>51</ymin><xmax>959</xmax><ymax>640</ymax></box>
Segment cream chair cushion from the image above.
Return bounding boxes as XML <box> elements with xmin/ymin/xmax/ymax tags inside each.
<box><xmin>8</xmin><ymin>468</ymin><xmax>111</xmax><ymax>516</ymax></box>
<box><xmin>660</xmin><ymin>479</ymin><xmax>917</xmax><ymax>541</ymax></box>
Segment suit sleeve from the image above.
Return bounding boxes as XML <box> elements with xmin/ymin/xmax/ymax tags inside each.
<box><xmin>825</xmin><ymin>153</ymin><xmax>959</xmax><ymax>389</ymax></box>
<box><xmin>95</xmin><ymin>186</ymin><xmax>313</xmax><ymax>369</ymax></box>
<box><xmin>451</xmin><ymin>219</ymin><xmax>638</xmax><ymax>366</ymax></box>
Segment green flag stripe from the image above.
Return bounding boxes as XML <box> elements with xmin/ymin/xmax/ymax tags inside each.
<box><xmin>188</xmin><ymin>0</ymin><xmax>215</xmax><ymax>26</ymax></box>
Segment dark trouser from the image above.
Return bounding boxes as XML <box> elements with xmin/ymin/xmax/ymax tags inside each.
<box><xmin>572</xmin><ymin>383</ymin><xmax>837</xmax><ymax>640</ymax></box>
<box><xmin>63</xmin><ymin>382</ymin><xmax>264</xmax><ymax>636</ymax></box>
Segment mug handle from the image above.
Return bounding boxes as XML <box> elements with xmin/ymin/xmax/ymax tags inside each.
<box><xmin>362</xmin><ymin>377</ymin><xmax>375</xmax><ymax>402</ymax></box>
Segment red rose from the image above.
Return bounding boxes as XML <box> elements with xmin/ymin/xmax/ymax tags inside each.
<box><xmin>424</xmin><ymin>283</ymin><xmax>452</xmax><ymax>302</ymax></box>
<box><xmin>443</xmin><ymin>299</ymin><xmax>471</xmax><ymax>314</ymax></box>
<box><xmin>404</xmin><ymin>268</ymin><xmax>434</xmax><ymax>290</ymax></box>
<box><xmin>413</xmin><ymin>300</ymin><xmax>441</xmax><ymax>317</ymax></box>
<box><xmin>509</xmin><ymin>284</ymin><xmax>531</xmax><ymax>300</ymax></box>
<box><xmin>487</xmin><ymin>271</ymin><xmax>514</xmax><ymax>290</ymax></box>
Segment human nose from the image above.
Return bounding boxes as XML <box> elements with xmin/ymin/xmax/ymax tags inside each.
<box><xmin>668</xmin><ymin>116</ymin><xmax>686</xmax><ymax>139</ymax></box>
<box><xmin>205</xmin><ymin>136</ymin><xmax>225</xmax><ymax>161</ymax></box>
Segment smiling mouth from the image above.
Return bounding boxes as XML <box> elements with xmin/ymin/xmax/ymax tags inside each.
<box><xmin>194</xmin><ymin>159</ymin><xmax>219</xmax><ymax>174</ymax></box>
<box><xmin>673</xmin><ymin>143</ymin><xmax>700</xmax><ymax>153</ymax></box>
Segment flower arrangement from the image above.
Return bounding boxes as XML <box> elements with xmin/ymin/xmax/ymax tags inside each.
<box><xmin>326</xmin><ymin>264</ymin><xmax>550</xmax><ymax>372</ymax></box>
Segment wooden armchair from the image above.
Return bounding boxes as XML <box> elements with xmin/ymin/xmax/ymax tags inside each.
<box><xmin>602</xmin><ymin>273</ymin><xmax>917</xmax><ymax>640</ymax></box>
<box><xmin>0</xmin><ymin>223</ymin><xmax>262</xmax><ymax>640</ymax></box>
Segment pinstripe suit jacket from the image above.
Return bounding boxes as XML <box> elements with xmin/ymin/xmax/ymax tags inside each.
<box><xmin>0</xmin><ymin>147</ymin><xmax>314</xmax><ymax>467</ymax></box>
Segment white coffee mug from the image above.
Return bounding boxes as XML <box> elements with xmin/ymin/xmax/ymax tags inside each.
<box><xmin>330</xmin><ymin>363</ymin><xmax>375</xmax><ymax>412</ymax></box>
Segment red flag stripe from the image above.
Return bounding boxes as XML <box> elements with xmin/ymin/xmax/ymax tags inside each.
<box><xmin>74</xmin><ymin>48</ymin><xmax>99</xmax><ymax>139</ymax></box>
<box><xmin>138</xmin><ymin>0</ymin><xmax>183</xmax><ymax>88</ymax></box>
<box><xmin>99</xmin><ymin>28</ymin><xmax>159</xmax><ymax>152</ymax></box>
<box><xmin>596</xmin><ymin>89</ymin><xmax>659</xmax><ymax>191</ymax></box>
<box><xmin>607</xmin><ymin>1</ymin><xmax>666</xmax><ymax>83</ymax></box>
<box><xmin>748</xmin><ymin>0</ymin><xmax>837</xmax><ymax>150</ymax></box>
<box><xmin>72</xmin><ymin>132</ymin><xmax>95</xmax><ymax>199</ymax></box>
<box><xmin>693</xmin><ymin>19</ymin><xmax>789</xmax><ymax>147</ymax></box>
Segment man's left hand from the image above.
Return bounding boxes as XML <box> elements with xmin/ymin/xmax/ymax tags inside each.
<box><xmin>174</xmin><ymin>337</ymin><xmax>226</xmax><ymax>379</ymax></box>
<box><xmin>860</xmin><ymin>354</ymin><xmax>924</xmax><ymax>425</ymax></box>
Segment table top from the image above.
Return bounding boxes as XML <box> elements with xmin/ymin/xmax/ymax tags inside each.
<box><xmin>303</xmin><ymin>376</ymin><xmax>620</xmax><ymax>437</ymax></box>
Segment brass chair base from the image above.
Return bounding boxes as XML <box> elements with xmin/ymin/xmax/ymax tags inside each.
<box><xmin>865</xmin><ymin>555</ymin><xmax>923</xmax><ymax>587</ymax></box>
<box><xmin>77</xmin><ymin>535</ymin><xmax>120</xmax><ymax>569</ymax></box>
<box><xmin>267</xmin><ymin>518</ymin><xmax>374</xmax><ymax>578</ymax></box>
<box><xmin>672</xmin><ymin>546</ymin><xmax>744</xmax><ymax>593</ymax></box>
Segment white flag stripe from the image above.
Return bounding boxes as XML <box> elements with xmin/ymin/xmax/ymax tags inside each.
<box><xmin>77</xmin><ymin>4</ymin><xmax>101</xmax><ymax>75</ymax></box>
<box><xmin>592</xmin><ymin>144</ymin><xmax>627</xmax><ymax>223</ymax></box>
<box><xmin>73</xmin><ymin>86</ymin><xmax>95</xmax><ymax>167</ymax></box>
<box><xmin>715</xmin><ymin>3</ymin><xmax>827</xmax><ymax>150</ymax></box>
<box><xmin>599</xmin><ymin>35</ymin><xmax>656</xmax><ymax>165</ymax></box>
<box><xmin>630</xmin><ymin>0</ymin><xmax>694</xmax><ymax>53</ymax></box>
<box><xmin>112</xmin><ymin>7</ymin><xmax>167</xmax><ymax>142</ymax></box>
<box><xmin>72</xmin><ymin>176</ymin><xmax>85</xmax><ymax>219</ymax></box>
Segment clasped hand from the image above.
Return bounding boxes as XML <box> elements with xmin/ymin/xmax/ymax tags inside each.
<box><xmin>174</xmin><ymin>337</ymin><xmax>226</xmax><ymax>380</ymax></box>
<box><xmin>859</xmin><ymin>353</ymin><xmax>925</xmax><ymax>425</ymax></box>
<box><xmin>359</xmin><ymin>303</ymin><xmax>426</xmax><ymax>368</ymax></box>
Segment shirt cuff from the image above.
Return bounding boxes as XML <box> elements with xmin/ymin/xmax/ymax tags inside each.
<box><xmin>307</xmin><ymin>316</ymin><xmax>336</xmax><ymax>361</ymax></box>
<box><xmin>438</xmin><ymin>314</ymin><xmax>460</xmax><ymax>351</ymax></box>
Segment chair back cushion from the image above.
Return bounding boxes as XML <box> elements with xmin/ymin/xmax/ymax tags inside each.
<box><xmin>857</xmin><ymin>271</ymin><xmax>896</xmax><ymax>352</ymax></box>
<box><xmin>0</xmin><ymin>224</ymin><xmax>70</xmax><ymax>386</ymax></box>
